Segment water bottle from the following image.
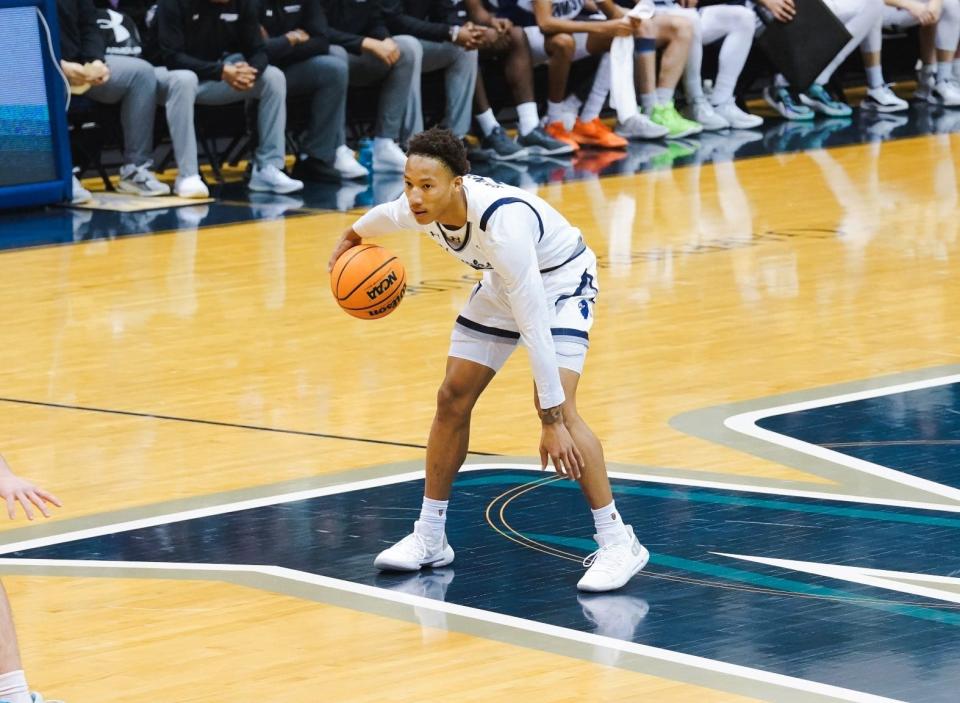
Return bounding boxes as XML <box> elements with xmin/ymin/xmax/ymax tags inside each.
<box><xmin>357</xmin><ymin>138</ymin><xmax>374</xmax><ymax>172</ymax></box>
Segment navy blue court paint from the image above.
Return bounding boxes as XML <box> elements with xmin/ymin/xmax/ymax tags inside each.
<box><xmin>757</xmin><ymin>382</ymin><xmax>960</xmax><ymax>490</ymax></box>
<box><xmin>0</xmin><ymin>108</ymin><xmax>957</xmax><ymax>253</ymax></box>
<box><xmin>5</xmin><ymin>468</ymin><xmax>959</xmax><ymax>702</ymax></box>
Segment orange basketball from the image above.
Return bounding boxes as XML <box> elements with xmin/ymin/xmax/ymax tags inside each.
<box><xmin>330</xmin><ymin>244</ymin><xmax>407</xmax><ymax>319</ymax></box>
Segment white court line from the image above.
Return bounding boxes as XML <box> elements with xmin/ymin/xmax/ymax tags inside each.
<box><xmin>724</xmin><ymin>374</ymin><xmax>960</xmax><ymax>504</ymax></box>
<box><xmin>713</xmin><ymin>553</ymin><xmax>960</xmax><ymax>606</ymax></box>
<box><xmin>0</xmin><ymin>557</ymin><xmax>904</xmax><ymax>703</ymax></box>
<box><xmin>2</xmin><ymin>463</ymin><xmax>959</xmax><ymax>557</ymax></box>
<box><xmin>1</xmin><ymin>463</ymin><xmax>948</xmax><ymax>702</ymax></box>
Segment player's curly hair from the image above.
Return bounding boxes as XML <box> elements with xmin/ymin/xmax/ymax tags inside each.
<box><xmin>406</xmin><ymin>127</ymin><xmax>470</xmax><ymax>176</ymax></box>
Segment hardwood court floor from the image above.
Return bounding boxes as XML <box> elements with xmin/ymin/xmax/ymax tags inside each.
<box><xmin>0</xmin><ymin>133</ymin><xmax>958</xmax><ymax>702</ymax></box>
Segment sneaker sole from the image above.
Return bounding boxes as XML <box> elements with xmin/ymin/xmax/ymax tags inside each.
<box><xmin>486</xmin><ymin>148</ymin><xmax>530</xmax><ymax>162</ymax></box>
<box><xmin>576</xmin><ymin>545</ymin><xmax>650</xmax><ymax>593</ymax></box>
<box><xmin>861</xmin><ymin>100</ymin><xmax>909</xmax><ymax>114</ymax></box>
<box><xmin>248</xmin><ymin>182</ymin><xmax>304</xmax><ymax>194</ymax></box>
<box><xmin>667</xmin><ymin>126</ymin><xmax>703</xmax><ymax>139</ymax></box>
<box><xmin>615</xmin><ymin>130</ymin><xmax>669</xmax><ymax>140</ymax></box>
<box><xmin>374</xmin><ymin>545</ymin><xmax>455</xmax><ymax>572</ymax></box>
<box><xmin>116</xmin><ymin>182</ymin><xmax>169</xmax><ymax>197</ymax></box>
<box><xmin>521</xmin><ymin>143</ymin><xmax>577</xmax><ymax>156</ymax></box>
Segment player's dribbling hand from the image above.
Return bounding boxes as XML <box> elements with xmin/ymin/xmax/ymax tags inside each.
<box><xmin>0</xmin><ymin>474</ymin><xmax>62</xmax><ymax>521</ymax></box>
<box><xmin>539</xmin><ymin>423</ymin><xmax>584</xmax><ymax>480</ymax></box>
<box><xmin>328</xmin><ymin>229</ymin><xmax>363</xmax><ymax>272</ymax></box>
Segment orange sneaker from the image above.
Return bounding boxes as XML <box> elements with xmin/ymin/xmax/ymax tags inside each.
<box><xmin>544</xmin><ymin>121</ymin><xmax>581</xmax><ymax>152</ymax></box>
<box><xmin>571</xmin><ymin>118</ymin><xmax>628</xmax><ymax>149</ymax></box>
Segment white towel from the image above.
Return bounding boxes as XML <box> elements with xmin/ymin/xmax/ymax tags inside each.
<box><xmin>609</xmin><ymin>0</ymin><xmax>655</xmax><ymax>123</ymax></box>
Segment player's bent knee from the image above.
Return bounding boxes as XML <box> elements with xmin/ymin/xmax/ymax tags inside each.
<box><xmin>436</xmin><ymin>382</ymin><xmax>478</xmax><ymax>419</ymax></box>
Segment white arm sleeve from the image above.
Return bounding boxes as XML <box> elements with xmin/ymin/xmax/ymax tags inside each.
<box><xmin>480</xmin><ymin>206</ymin><xmax>565</xmax><ymax>409</ymax></box>
<box><xmin>352</xmin><ymin>195</ymin><xmax>419</xmax><ymax>237</ymax></box>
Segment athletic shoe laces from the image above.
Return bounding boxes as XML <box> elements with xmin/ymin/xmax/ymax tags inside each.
<box><xmin>583</xmin><ymin>541</ymin><xmax>631</xmax><ymax>574</ymax></box>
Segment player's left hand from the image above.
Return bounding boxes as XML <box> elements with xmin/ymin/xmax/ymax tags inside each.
<box><xmin>328</xmin><ymin>229</ymin><xmax>363</xmax><ymax>272</ymax></box>
<box><xmin>540</xmin><ymin>423</ymin><xmax>584</xmax><ymax>480</ymax></box>
<box><xmin>0</xmin><ymin>474</ymin><xmax>62</xmax><ymax>521</ymax></box>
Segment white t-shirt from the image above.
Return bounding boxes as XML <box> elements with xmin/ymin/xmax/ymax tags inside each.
<box><xmin>352</xmin><ymin>174</ymin><xmax>587</xmax><ymax>408</ymax></box>
<box><xmin>517</xmin><ymin>0</ymin><xmax>586</xmax><ymax>22</ymax></box>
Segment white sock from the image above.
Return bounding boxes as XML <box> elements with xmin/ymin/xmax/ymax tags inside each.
<box><xmin>655</xmin><ymin>87</ymin><xmax>675</xmax><ymax>105</ymax></box>
<box><xmin>922</xmin><ymin>63</ymin><xmax>937</xmax><ymax>81</ymax></box>
<box><xmin>865</xmin><ymin>64</ymin><xmax>884</xmax><ymax>89</ymax></box>
<box><xmin>953</xmin><ymin>58</ymin><xmax>960</xmax><ymax>81</ymax></box>
<box><xmin>476</xmin><ymin>109</ymin><xmax>499</xmax><ymax>137</ymax></box>
<box><xmin>516</xmin><ymin>101</ymin><xmax>540</xmax><ymax>136</ymax></box>
<box><xmin>591</xmin><ymin>500</ymin><xmax>630</xmax><ymax>542</ymax></box>
<box><xmin>0</xmin><ymin>670</ymin><xmax>31</xmax><ymax>703</ymax></box>
<box><xmin>937</xmin><ymin>61</ymin><xmax>953</xmax><ymax>84</ymax></box>
<box><xmin>581</xmin><ymin>54</ymin><xmax>611</xmax><ymax>122</ymax></box>
<box><xmin>417</xmin><ymin>497</ymin><xmax>448</xmax><ymax>544</ymax></box>
<box><xmin>640</xmin><ymin>92</ymin><xmax>657</xmax><ymax>113</ymax></box>
<box><xmin>547</xmin><ymin>100</ymin><xmax>567</xmax><ymax>125</ymax></box>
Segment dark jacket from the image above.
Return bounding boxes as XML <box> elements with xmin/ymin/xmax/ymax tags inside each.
<box><xmin>260</xmin><ymin>0</ymin><xmax>330</xmax><ymax>66</ymax></box>
<box><xmin>154</xmin><ymin>0</ymin><xmax>268</xmax><ymax>81</ymax></box>
<box><xmin>380</xmin><ymin>0</ymin><xmax>458</xmax><ymax>42</ymax></box>
<box><xmin>57</xmin><ymin>0</ymin><xmax>106</xmax><ymax>63</ymax></box>
<box><xmin>321</xmin><ymin>0</ymin><xmax>390</xmax><ymax>54</ymax></box>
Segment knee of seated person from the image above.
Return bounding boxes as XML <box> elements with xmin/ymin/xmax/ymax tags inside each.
<box><xmin>260</xmin><ymin>65</ymin><xmax>286</xmax><ymax>92</ymax></box>
<box><xmin>508</xmin><ymin>25</ymin><xmax>526</xmax><ymax>44</ymax></box>
<box><xmin>131</xmin><ymin>57</ymin><xmax>159</xmax><ymax>87</ymax></box>
<box><xmin>167</xmin><ymin>69</ymin><xmax>199</xmax><ymax>93</ymax></box>
<box><xmin>732</xmin><ymin>7</ymin><xmax>755</xmax><ymax>32</ymax></box>
<box><xmin>393</xmin><ymin>34</ymin><xmax>423</xmax><ymax>61</ymax></box>
<box><xmin>310</xmin><ymin>54</ymin><xmax>348</xmax><ymax>85</ymax></box>
<box><xmin>669</xmin><ymin>15</ymin><xmax>694</xmax><ymax>42</ymax></box>
<box><xmin>550</xmin><ymin>33</ymin><xmax>576</xmax><ymax>57</ymax></box>
<box><xmin>941</xmin><ymin>0</ymin><xmax>960</xmax><ymax>19</ymax></box>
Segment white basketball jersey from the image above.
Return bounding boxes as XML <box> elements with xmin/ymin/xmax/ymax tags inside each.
<box><xmin>516</xmin><ymin>0</ymin><xmax>586</xmax><ymax>21</ymax></box>
<box><xmin>353</xmin><ymin>175</ymin><xmax>585</xmax><ymax>273</ymax></box>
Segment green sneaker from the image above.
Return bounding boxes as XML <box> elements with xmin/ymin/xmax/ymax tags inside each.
<box><xmin>650</xmin><ymin>102</ymin><xmax>703</xmax><ymax>139</ymax></box>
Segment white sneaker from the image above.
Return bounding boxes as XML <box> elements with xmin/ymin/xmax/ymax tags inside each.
<box><xmin>335</xmin><ymin>144</ymin><xmax>369</xmax><ymax>180</ymax></box>
<box><xmin>248</xmin><ymin>164</ymin><xmax>304</xmax><ymax>194</ymax></box>
<box><xmin>861</xmin><ymin>85</ymin><xmax>909</xmax><ymax>113</ymax></box>
<box><xmin>374</xmin><ymin>521</ymin><xmax>455</xmax><ymax>571</ymax></box>
<box><xmin>615</xmin><ymin>113</ymin><xmax>669</xmax><ymax>140</ymax></box>
<box><xmin>931</xmin><ymin>79</ymin><xmax>960</xmax><ymax>107</ymax></box>
<box><xmin>70</xmin><ymin>174</ymin><xmax>92</xmax><ymax>204</ymax></box>
<box><xmin>372</xmin><ymin>139</ymin><xmax>407</xmax><ymax>173</ymax></box>
<box><xmin>117</xmin><ymin>163</ymin><xmax>171</xmax><ymax>197</ymax></box>
<box><xmin>683</xmin><ymin>98</ymin><xmax>730</xmax><ymax>131</ymax></box>
<box><xmin>712</xmin><ymin>101</ymin><xmax>764</xmax><ymax>129</ymax></box>
<box><xmin>577</xmin><ymin>525</ymin><xmax>649</xmax><ymax>592</ymax></box>
<box><xmin>174</xmin><ymin>174</ymin><xmax>209</xmax><ymax>199</ymax></box>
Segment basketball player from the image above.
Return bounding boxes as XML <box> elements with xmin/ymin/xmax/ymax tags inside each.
<box><xmin>0</xmin><ymin>454</ymin><xmax>62</xmax><ymax>703</ymax></box>
<box><xmin>328</xmin><ymin>128</ymin><xmax>649</xmax><ymax>592</ymax></box>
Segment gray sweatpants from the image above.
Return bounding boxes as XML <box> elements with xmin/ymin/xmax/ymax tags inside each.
<box><xmin>330</xmin><ymin>35</ymin><xmax>420</xmax><ymax>142</ymax></box>
<box><xmin>86</xmin><ymin>55</ymin><xmax>157</xmax><ymax>167</ymax></box>
<box><xmin>283</xmin><ymin>54</ymin><xmax>349</xmax><ymax>164</ymax></box>
<box><xmin>403</xmin><ymin>39</ymin><xmax>478</xmax><ymax>139</ymax></box>
<box><xmin>156</xmin><ymin>56</ymin><xmax>288</xmax><ymax>174</ymax></box>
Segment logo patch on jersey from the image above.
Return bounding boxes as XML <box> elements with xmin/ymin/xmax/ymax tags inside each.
<box><xmin>578</xmin><ymin>299</ymin><xmax>590</xmax><ymax>319</ymax></box>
